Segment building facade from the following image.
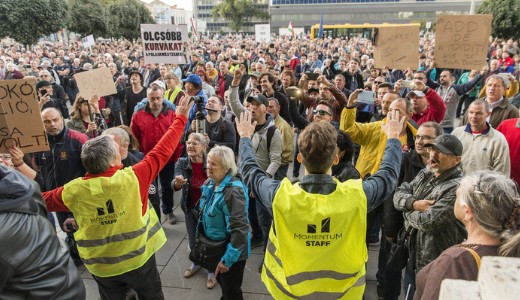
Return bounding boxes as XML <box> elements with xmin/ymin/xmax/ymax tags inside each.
<box><xmin>270</xmin><ymin>0</ymin><xmax>483</xmax><ymax>34</ymax></box>
<box><xmin>193</xmin><ymin>0</ymin><xmax>270</xmax><ymax>34</ymax></box>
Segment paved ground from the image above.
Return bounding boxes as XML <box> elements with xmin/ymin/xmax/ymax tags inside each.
<box><xmin>70</xmin><ymin>200</ymin><xmax>394</xmax><ymax>300</ymax></box>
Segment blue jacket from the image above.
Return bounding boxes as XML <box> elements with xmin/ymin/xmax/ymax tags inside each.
<box><xmin>199</xmin><ymin>174</ymin><xmax>250</xmax><ymax>267</ymax></box>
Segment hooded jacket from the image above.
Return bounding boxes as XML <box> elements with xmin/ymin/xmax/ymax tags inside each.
<box><xmin>0</xmin><ymin>165</ymin><xmax>85</xmax><ymax>299</ymax></box>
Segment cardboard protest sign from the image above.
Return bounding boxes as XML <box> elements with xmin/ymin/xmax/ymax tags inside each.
<box><xmin>255</xmin><ymin>24</ymin><xmax>271</xmax><ymax>42</ymax></box>
<box><xmin>74</xmin><ymin>67</ymin><xmax>117</xmax><ymax>99</ymax></box>
<box><xmin>82</xmin><ymin>34</ymin><xmax>95</xmax><ymax>48</ymax></box>
<box><xmin>435</xmin><ymin>14</ymin><xmax>492</xmax><ymax>70</ymax></box>
<box><xmin>373</xmin><ymin>25</ymin><xmax>420</xmax><ymax>70</ymax></box>
<box><xmin>141</xmin><ymin>24</ymin><xmax>188</xmax><ymax>64</ymax></box>
<box><xmin>0</xmin><ymin>78</ymin><xmax>48</xmax><ymax>153</ymax></box>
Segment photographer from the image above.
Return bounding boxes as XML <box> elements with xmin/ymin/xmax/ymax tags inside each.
<box><xmin>37</xmin><ymin>80</ymin><xmax>70</xmax><ymax>118</ymax></box>
<box><xmin>182</xmin><ymin>74</ymin><xmax>208</xmax><ymax>132</ymax></box>
<box><xmin>187</xmin><ymin>95</ymin><xmax>237</xmax><ymax>152</ymax></box>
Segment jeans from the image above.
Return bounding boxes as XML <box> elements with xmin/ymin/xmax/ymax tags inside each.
<box><xmin>158</xmin><ymin>163</ymin><xmax>175</xmax><ymax>214</ymax></box>
<box><xmin>217</xmin><ymin>260</ymin><xmax>246</xmax><ymax>300</ymax></box>
<box><xmin>93</xmin><ymin>255</ymin><xmax>164</xmax><ymax>300</ymax></box>
<box><xmin>181</xmin><ymin>203</ymin><xmax>198</xmax><ymax>250</ymax></box>
<box><xmin>248</xmin><ymin>197</ymin><xmax>263</xmax><ymax>242</ymax></box>
<box><xmin>256</xmin><ymin>196</ymin><xmax>272</xmax><ymax>249</ymax></box>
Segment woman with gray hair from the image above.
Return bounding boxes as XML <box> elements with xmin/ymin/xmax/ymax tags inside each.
<box><xmin>414</xmin><ymin>171</ymin><xmax>520</xmax><ymax>300</ymax></box>
<box><xmin>171</xmin><ymin>133</ymin><xmax>216</xmax><ymax>287</ymax></box>
<box><xmin>195</xmin><ymin>145</ymin><xmax>250</xmax><ymax>299</ymax></box>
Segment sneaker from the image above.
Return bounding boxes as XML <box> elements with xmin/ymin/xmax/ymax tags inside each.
<box><xmin>167</xmin><ymin>212</ymin><xmax>176</xmax><ymax>225</ymax></box>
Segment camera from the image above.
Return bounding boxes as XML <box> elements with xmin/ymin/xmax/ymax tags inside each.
<box><xmin>285</xmin><ymin>87</ymin><xmax>303</xmax><ymax>100</ymax></box>
<box><xmin>191</xmin><ymin>96</ymin><xmax>206</xmax><ymax>134</ymax></box>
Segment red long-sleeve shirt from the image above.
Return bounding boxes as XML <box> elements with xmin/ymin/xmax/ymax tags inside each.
<box><xmin>43</xmin><ymin>115</ymin><xmax>188</xmax><ymax>216</ymax></box>
<box><xmin>411</xmin><ymin>88</ymin><xmax>446</xmax><ymax>126</ymax></box>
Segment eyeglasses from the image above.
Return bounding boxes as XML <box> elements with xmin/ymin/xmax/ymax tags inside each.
<box><xmin>414</xmin><ymin>135</ymin><xmax>435</xmax><ymax>141</ymax></box>
<box><xmin>374</xmin><ymin>81</ymin><xmax>384</xmax><ymax>85</ymax></box>
<box><xmin>313</xmin><ymin>109</ymin><xmax>332</xmax><ymax>116</ymax></box>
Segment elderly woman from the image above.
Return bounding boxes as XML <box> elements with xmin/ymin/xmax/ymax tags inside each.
<box><xmin>66</xmin><ymin>95</ymin><xmax>107</xmax><ymax>138</ymax></box>
<box><xmin>171</xmin><ymin>133</ymin><xmax>216</xmax><ymax>288</ymax></box>
<box><xmin>197</xmin><ymin>145</ymin><xmax>250</xmax><ymax>299</ymax></box>
<box><xmin>414</xmin><ymin>171</ymin><xmax>520</xmax><ymax>300</ymax></box>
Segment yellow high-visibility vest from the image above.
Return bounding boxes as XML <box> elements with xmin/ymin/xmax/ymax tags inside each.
<box><xmin>262</xmin><ymin>178</ymin><xmax>368</xmax><ymax>299</ymax></box>
<box><xmin>62</xmin><ymin>168</ymin><xmax>166</xmax><ymax>277</ymax></box>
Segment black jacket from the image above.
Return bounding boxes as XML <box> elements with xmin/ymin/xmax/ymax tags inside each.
<box><xmin>384</xmin><ymin>149</ymin><xmax>426</xmax><ymax>238</ymax></box>
<box><xmin>0</xmin><ymin>165</ymin><xmax>85</xmax><ymax>299</ymax></box>
<box><xmin>342</xmin><ymin>70</ymin><xmax>364</xmax><ymax>90</ymax></box>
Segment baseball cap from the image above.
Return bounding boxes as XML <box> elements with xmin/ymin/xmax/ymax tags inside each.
<box><xmin>182</xmin><ymin>74</ymin><xmax>202</xmax><ymax>85</ymax></box>
<box><xmin>249</xmin><ymin>71</ymin><xmax>262</xmax><ymax>78</ymax></box>
<box><xmin>424</xmin><ymin>134</ymin><xmax>463</xmax><ymax>156</ymax></box>
<box><xmin>150</xmin><ymin>80</ymin><xmax>166</xmax><ymax>90</ymax></box>
<box><xmin>247</xmin><ymin>94</ymin><xmax>269</xmax><ymax>107</ymax></box>
<box><xmin>406</xmin><ymin>90</ymin><xmax>425</xmax><ymax>98</ymax></box>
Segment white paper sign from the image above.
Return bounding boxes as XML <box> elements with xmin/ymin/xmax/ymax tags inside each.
<box><xmin>140</xmin><ymin>24</ymin><xmax>188</xmax><ymax>64</ymax></box>
<box><xmin>82</xmin><ymin>35</ymin><xmax>95</xmax><ymax>48</ymax></box>
<box><xmin>255</xmin><ymin>24</ymin><xmax>271</xmax><ymax>42</ymax></box>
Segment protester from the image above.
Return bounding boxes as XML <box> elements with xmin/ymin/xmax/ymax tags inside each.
<box><xmin>414</xmin><ymin>171</ymin><xmax>520</xmax><ymax>300</ymax></box>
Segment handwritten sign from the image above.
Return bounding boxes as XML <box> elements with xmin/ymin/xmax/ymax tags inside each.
<box><xmin>141</xmin><ymin>24</ymin><xmax>188</xmax><ymax>64</ymax></box>
<box><xmin>0</xmin><ymin>78</ymin><xmax>48</xmax><ymax>153</ymax></box>
<box><xmin>74</xmin><ymin>67</ymin><xmax>117</xmax><ymax>99</ymax></box>
<box><xmin>373</xmin><ymin>25</ymin><xmax>420</xmax><ymax>70</ymax></box>
<box><xmin>435</xmin><ymin>14</ymin><xmax>492</xmax><ymax>70</ymax></box>
<box><xmin>255</xmin><ymin>24</ymin><xmax>271</xmax><ymax>42</ymax></box>
<box><xmin>82</xmin><ymin>34</ymin><xmax>95</xmax><ymax>48</ymax></box>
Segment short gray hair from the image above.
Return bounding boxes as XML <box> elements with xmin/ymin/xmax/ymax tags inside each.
<box><xmin>208</xmin><ymin>146</ymin><xmax>237</xmax><ymax>176</ymax></box>
<box><xmin>188</xmin><ymin>132</ymin><xmax>209</xmax><ymax>147</ymax></box>
<box><xmin>103</xmin><ymin>127</ymin><xmax>130</xmax><ymax>146</ymax></box>
<box><xmin>81</xmin><ymin>135</ymin><xmax>118</xmax><ymax>174</ymax></box>
<box><xmin>457</xmin><ymin>171</ymin><xmax>520</xmax><ymax>256</ymax></box>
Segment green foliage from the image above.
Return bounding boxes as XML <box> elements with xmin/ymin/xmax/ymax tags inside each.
<box><xmin>477</xmin><ymin>0</ymin><xmax>520</xmax><ymax>39</ymax></box>
<box><xmin>67</xmin><ymin>0</ymin><xmax>108</xmax><ymax>38</ymax></box>
<box><xmin>107</xmin><ymin>0</ymin><xmax>155</xmax><ymax>40</ymax></box>
<box><xmin>212</xmin><ymin>0</ymin><xmax>269</xmax><ymax>33</ymax></box>
<box><xmin>0</xmin><ymin>0</ymin><xmax>68</xmax><ymax>45</ymax></box>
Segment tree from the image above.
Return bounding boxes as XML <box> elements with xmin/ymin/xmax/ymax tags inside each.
<box><xmin>67</xmin><ymin>0</ymin><xmax>109</xmax><ymax>38</ymax></box>
<box><xmin>212</xmin><ymin>0</ymin><xmax>269</xmax><ymax>33</ymax></box>
<box><xmin>0</xmin><ymin>0</ymin><xmax>68</xmax><ymax>46</ymax></box>
<box><xmin>107</xmin><ymin>0</ymin><xmax>155</xmax><ymax>40</ymax></box>
<box><xmin>477</xmin><ymin>0</ymin><xmax>520</xmax><ymax>39</ymax></box>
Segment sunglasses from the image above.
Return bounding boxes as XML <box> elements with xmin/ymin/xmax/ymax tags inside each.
<box><xmin>313</xmin><ymin>109</ymin><xmax>332</xmax><ymax>116</ymax></box>
<box><xmin>374</xmin><ymin>81</ymin><xmax>384</xmax><ymax>85</ymax></box>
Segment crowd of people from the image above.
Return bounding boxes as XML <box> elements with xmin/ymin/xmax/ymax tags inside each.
<box><xmin>1</xmin><ymin>31</ymin><xmax>520</xmax><ymax>300</ymax></box>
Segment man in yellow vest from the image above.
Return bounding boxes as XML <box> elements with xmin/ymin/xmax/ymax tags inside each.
<box><xmin>42</xmin><ymin>95</ymin><xmax>193</xmax><ymax>299</ymax></box>
<box><xmin>236</xmin><ymin>110</ymin><xmax>405</xmax><ymax>299</ymax></box>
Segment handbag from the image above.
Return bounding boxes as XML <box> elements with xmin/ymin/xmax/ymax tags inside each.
<box><xmin>386</xmin><ymin>225</ymin><xmax>415</xmax><ymax>272</ymax></box>
<box><xmin>189</xmin><ymin>192</ymin><xmax>229</xmax><ymax>271</ymax></box>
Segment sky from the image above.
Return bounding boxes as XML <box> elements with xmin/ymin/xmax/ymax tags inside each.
<box><xmin>142</xmin><ymin>0</ymin><xmax>193</xmax><ymax>11</ymax></box>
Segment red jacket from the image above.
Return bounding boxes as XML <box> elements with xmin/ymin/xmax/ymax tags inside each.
<box><xmin>43</xmin><ymin>115</ymin><xmax>188</xmax><ymax>216</ymax></box>
<box><xmin>130</xmin><ymin>103</ymin><xmax>183</xmax><ymax>164</ymax></box>
<box><xmin>411</xmin><ymin>88</ymin><xmax>446</xmax><ymax>126</ymax></box>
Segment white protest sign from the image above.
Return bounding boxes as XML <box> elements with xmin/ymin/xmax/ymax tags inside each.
<box><xmin>255</xmin><ymin>24</ymin><xmax>271</xmax><ymax>42</ymax></box>
<box><xmin>141</xmin><ymin>24</ymin><xmax>188</xmax><ymax>64</ymax></box>
<box><xmin>82</xmin><ymin>35</ymin><xmax>95</xmax><ymax>48</ymax></box>
<box><xmin>74</xmin><ymin>67</ymin><xmax>117</xmax><ymax>99</ymax></box>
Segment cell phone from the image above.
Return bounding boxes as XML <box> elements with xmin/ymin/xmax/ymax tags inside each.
<box><xmin>401</xmin><ymin>80</ymin><xmax>415</xmax><ymax>89</ymax></box>
<box><xmin>39</xmin><ymin>89</ymin><xmax>48</xmax><ymax>97</ymax></box>
<box><xmin>305</xmin><ymin>72</ymin><xmax>319</xmax><ymax>81</ymax></box>
<box><xmin>357</xmin><ymin>91</ymin><xmax>375</xmax><ymax>104</ymax></box>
